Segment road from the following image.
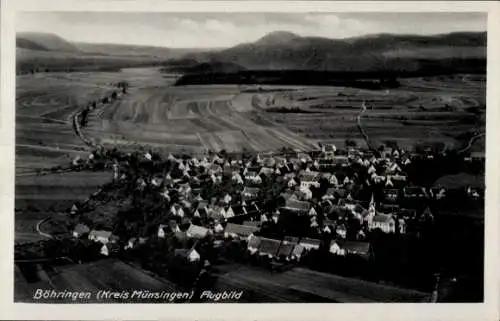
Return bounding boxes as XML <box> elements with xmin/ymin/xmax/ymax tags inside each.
<box><xmin>35</xmin><ymin>218</ymin><xmax>54</xmax><ymax>239</ymax></box>
<box><xmin>457</xmin><ymin>132</ymin><xmax>485</xmax><ymax>154</ymax></box>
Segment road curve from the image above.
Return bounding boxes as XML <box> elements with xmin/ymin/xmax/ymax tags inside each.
<box><xmin>458</xmin><ymin>132</ymin><xmax>485</xmax><ymax>154</ymax></box>
<box><xmin>36</xmin><ymin>218</ymin><xmax>54</xmax><ymax>239</ymax></box>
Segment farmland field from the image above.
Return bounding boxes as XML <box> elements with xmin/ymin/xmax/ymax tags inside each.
<box><xmin>14</xmin><ymin>259</ymin><xmax>180</xmax><ymax>303</ymax></box>
<box><xmin>16</xmin><ymin>71</ymin><xmax>131</xmax><ymax>174</ymax></box>
<box><xmin>82</xmin><ymin>68</ymin><xmax>485</xmax><ymax>154</ymax></box>
<box><xmin>255</xmin><ymin>74</ymin><xmax>485</xmax><ymax>150</ymax></box>
<box><xmin>213</xmin><ymin>264</ymin><xmax>430</xmax><ymax>303</ymax></box>
<box><xmin>83</xmin><ymin>68</ymin><xmax>319</xmax><ymax>154</ymax></box>
<box><xmin>15</xmin><ymin>171</ymin><xmax>113</xmax><ymax>211</ymax></box>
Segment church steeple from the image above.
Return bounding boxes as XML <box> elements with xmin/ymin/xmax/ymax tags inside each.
<box><xmin>369</xmin><ymin>193</ymin><xmax>376</xmax><ymax>215</ymax></box>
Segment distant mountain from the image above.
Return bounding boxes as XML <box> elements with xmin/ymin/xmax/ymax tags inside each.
<box><xmin>17</xmin><ymin>32</ymin><xmax>79</xmax><ymax>52</ymax></box>
<box><xmin>15</xmin><ymin>32</ymin><xmax>208</xmax><ymax>74</ymax></box>
<box><xmin>74</xmin><ymin>42</ymin><xmax>198</xmax><ymax>60</ymax></box>
<box><xmin>180</xmin><ymin>31</ymin><xmax>487</xmax><ymax>72</ymax></box>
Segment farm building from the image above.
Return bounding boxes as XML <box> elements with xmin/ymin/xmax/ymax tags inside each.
<box><xmin>257</xmin><ymin>238</ymin><xmax>281</xmax><ymax>258</ymax></box>
<box><xmin>339</xmin><ymin>241</ymin><xmax>374</xmax><ymax>260</ymax></box>
<box><xmin>299</xmin><ymin>238</ymin><xmax>321</xmax><ymax>251</ymax></box>
<box><xmin>224</xmin><ymin>223</ymin><xmax>259</xmax><ymax>239</ymax></box>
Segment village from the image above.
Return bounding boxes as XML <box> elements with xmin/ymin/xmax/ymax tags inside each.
<box><xmin>56</xmin><ymin>140</ymin><xmax>485</xmax><ymax>299</ymax></box>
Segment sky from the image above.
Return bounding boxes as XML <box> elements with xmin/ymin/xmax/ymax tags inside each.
<box><xmin>16</xmin><ymin>12</ymin><xmax>487</xmax><ymax>48</ymax></box>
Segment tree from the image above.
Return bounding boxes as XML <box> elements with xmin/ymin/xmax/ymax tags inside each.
<box><xmin>345</xmin><ymin>139</ymin><xmax>357</xmax><ymax>147</ymax></box>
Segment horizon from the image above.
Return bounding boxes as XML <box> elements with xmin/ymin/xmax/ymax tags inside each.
<box><xmin>16</xmin><ymin>12</ymin><xmax>486</xmax><ymax>49</ymax></box>
<box><xmin>16</xmin><ymin>29</ymin><xmax>487</xmax><ymax>50</ymax></box>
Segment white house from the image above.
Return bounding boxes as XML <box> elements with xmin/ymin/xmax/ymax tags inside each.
<box><xmin>369</xmin><ymin>214</ymin><xmax>396</xmax><ymax>233</ymax></box>
<box><xmin>88</xmin><ymin>230</ymin><xmax>118</xmax><ymax>245</ymax></box>
<box><xmin>329</xmin><ymin>241</ymin><xmax>344</xmax><ymax>255</ymax></box>
<box><xmin>223</xmin><ymin>193</ymin><xmax>232</xmax><ymax>204</ymax></box>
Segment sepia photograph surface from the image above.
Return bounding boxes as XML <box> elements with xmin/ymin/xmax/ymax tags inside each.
<box><xmin>2</xmin><ymin>1</ymin><xmax>500</xmax><ymax>320</ymax></box>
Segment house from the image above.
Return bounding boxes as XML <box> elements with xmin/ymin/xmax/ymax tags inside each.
<box><xmin>257</xmin><ymin>238</ymin><xmax>281</xmax><ymax>258</ymax></box>
<box><xmin>259</xmin><ymin>167</ymin><xmax>275</xmax><ymax>177</ymax></box>
<box><xmin>404</xmin><ymin>186</ymin><xmax>427</xmax><ymax>198</ymax></box>
<box><xmin>100</xmin><ymin>243</ymin><xmax>120</xmax><ymax>256</ymax></box>
<box><xmin>299</xmin><ymin>171</ymin><xmax>320</xmax><ymax>189</ymax></box>
<box><xmin>288</xmin><ymin>178</ymin><xmax>298</xmax><ymax>188</ymax></box>
<box><xmin>369</xmin><ymin>214</ymin><xmax>396</xmax><ymax>233</ymax></box>
<box><xmin>244</xmin><ymin>171</ymin><xmax>262</xmax><ymax>184</ymax></box>
<box><xmin>157</xmin><ymin>221</ymin><xmax>180</xmax><ymax>238</ymax></box>
<box><xmin>88</xmin><ymin>230</ymin><xmax>119</xmax><ymax>244</ymax></box>
<box><xmin>186</xmin><ymin>224</ymin><xmax>209</xmax><ymax>239</ymax></box>
<box><xmin>214</xmin><ymin>222</ymin><xmax>225</xmax><ymax>233</ymax></box>
<box><xmin>243</xmin><ymin>221</ymin><xmax>261</xmax><ymax>228</ymax></box>
<box><xmin>70</xmin><ymin>204</ymin><xmax>79</xmax><ymax>215</ymax></box>
<box><xmin>277</xmin><ymin>242</ymin><xmax>295</xmax><ymax>260</ymax></box>
<box><xmin>329</xmin><ymin>241</ymin><xmax>344</xmax><ymax>255</ymax></box>
<box><xmin>322</xmin><ymin>187</ymin><xmax>337</xmax><ymax>200</ymax></box>
<box><xmin>232</xmin><ymin>173</ymin><xmax>244</xmax><ymax>184</ymax></box>
<box><xmin>247</xmin><ymin>235</ymin><xmax>262</xmax><ymax>254</ymax></box>
<box><xmin>299</xmin><ymin>186</ymin><xmax>313</xmax><ymax>200</ymax></box>
<box><xmin>174</xmin><ymin>248</ymin><xmax>201</xmax><ymax>262</ymax></box>
<box><xmin>283</xmin><ymin>236</ymin><xmax>300</xmax><ymax>245</ymax></box>
<box><xmin>208</xmin><ymin>206</ymin><xmax>227</xmax><ymax>221</ymax></box>
<box><xmin>299</xmin><ymin>238</ymin><xmax>321</xmax><ymax>251</ymax></box>
<box><xmin>222</xmin><ymin>193</ymin><xmax>232</xmax><ymax>204</ymax></box>
<box><xmin>242</xmin><ymin>187</ymin><xmax>260</xmax><ymax>200</ymax></box>
<box><xmin>331</xmin><ymin>155</ymin><xmax>349</xmax><ymax>167</ymax></box>
<box><xmin>339</xmin><ymin>241</ymin><xmax>374</xmax><ymax>260</ymax></box>
<box><xmin>384</xmin><ymin>189</ymin><xmax>399</xmax><ymax>202</ymax></box>
<box><xmin>194</xmin><ymin>200</ymin><xmax>209</xmax><ymax>218</ymax></box>
<box><xmin>223</xmin><ymin>206</ymin><xmax>235</xmax><ymax>219</ymax></box>
<box><xmin>290</xmin><ymin>244</ymin><xmax>306</xmax><ymax>260</ymax></box>
<box><xmin>336</xmin><ymin>224</ymin><xmax>347</xmax><ymax>239</ymax></box>
<box><xmin>282</xmin><ymin>199</ymin><xmax>312</xmax><ymax>215</ymax></box>
<box><xmin>72</xmin><ymin>224</ymin><xmax>90</xmax><ymax>238</ymax></box>
<box><xmin>224</xmin><ymin>223</ymin><xmax>259</xmax><ymax>239</ymax></box>
<box><xmin>124</xmin><ymin>237</ymin><xmax>148</xmax><ymax>250</ymax></box>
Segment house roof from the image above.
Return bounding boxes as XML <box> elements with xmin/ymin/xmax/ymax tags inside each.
<box><xmin>300</xmin><ymin>170</ymin><xmax>319</xmax><ymax>179</ymax></box>
<box><xmin>291</xmin><ymin>244</ymin><xmax>305</xmax><ymax>257</ymax></box>
<box><xmin>89</xmin><ymin>230</ymin><xmax>113</xmax><ymax>238</ymax></box>
<box><xmin>259</xmin><ymin>167</ymin><xmax>275</xmax><ymax>176</ymax></box>
<box><xmin>300</xmin><ymin>238</ymin><xmax>321</xmax><ymax>248</ymax></box>
<box><xmin>243</xmin><ymin>187</ymin><xmax>260</xmax><ymax>195</ymax></box>
<box><xmin>372</xmin><ymin>214</ymin><xmax>394</xmax><ymax>223</ymax></box>
<box><xmin>197</xmin><ymin>200</ymin><xmax>208</xmax><ymax>209</ymax></box>
<box><xmin>284</xmin><ymin>199</ymin><xmax>312</xmax><ymax>212</ymax></box>
<box><xmin>225</xmin><ymin>223</ymin><xmax>259</xmax><ymax>237</ymax></box>
<box><xmin>283</xmin><ymin>236</ymin><xmax>300</xmax><ymax>244</ymax></box>
<box><xmin>243</xmin><ymin>221</ymin><xmax>260</xmax><ymax>228</ymax></box>
<box><xmin>247</xmin><ymin>235</ymin><xmax>262</xmax><ymax>248</ymax></box>
<box><xmin>277</xmin><ymin>242</ymin><xmax>295</xmax><ymax>257</ymax></box>
<box><xmin>339</xmin><ymin>241</ymin><xmax>371</xmax><ymax>256</ymax></box>
<box><xmin>258</xmin><ymin>238</ymin><xmax>281</xmax><ymax>256</ymax></box>
<box><xmin>186</xmin><ymin>224</ymin><xmax>209</xmax><ymax>238</ymax></box>
<box><xmin>245</xmin><ymin>171</ymin><xmax>258</xmax><ymax>177</ymax></box>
